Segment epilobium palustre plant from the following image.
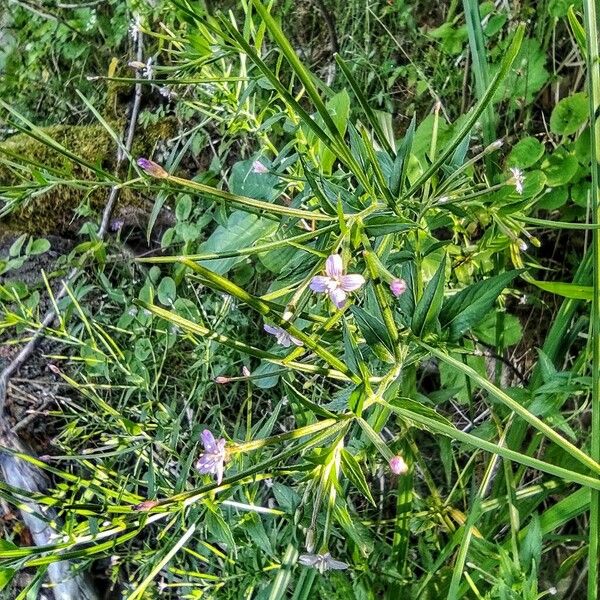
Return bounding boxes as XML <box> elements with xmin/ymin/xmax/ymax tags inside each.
<box><xmin>2</xmin><ymin>0</ymin><xmax>600</xmax><ymax>598</ymax></box>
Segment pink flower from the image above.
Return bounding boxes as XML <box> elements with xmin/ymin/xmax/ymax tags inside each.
<box><xmin>196</xmin><ymin>429</ymin><xmax>227</xmax><ymax>484</ymax></box>
<box><xmin>252</xmin><ymin>160</ymin><xmax>268</xmax><ymax>174</ymax></box>
<box><xmin>264</xmin><ymin>324</ymin><xmax>303</xmax><ymax>347</ymax></box>
<box><xmin>389</xmin><ymin>455</ymin><xmax>408</xmax><ymax>475</ymax></box>
<box><xmin>309</xmin><ymin>254</ymin><xmax>365</xmax><ymax>308</ymax></box>
<box><xmin>390</xmin><ymin>279</ymin><xmax>407</xmax><ymax>297</ymax></box>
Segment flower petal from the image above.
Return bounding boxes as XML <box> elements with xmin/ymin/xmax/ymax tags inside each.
<box><xmin>215</xmin><ymin>461</ymin><xmax>224</xmax><ymax>485</ymax></box>
<box><xmin>325</xmin><ymin>254</ymin><xmax>344</xmax><ymax>278</ymax></box>
<box><xmin>340</xmin><ymin>274</ymin><xmax>365</xmax><ymax>292</ymax></box>
<box><xmin>263</xmin><ymin>323</ymin><xmax>279</xmax><ymax>336</ymax></box>
<box><xmin>298</xmin><ymin>554</ymin><xmax>319</xmax><ymax>566</ymax></box>
<box><xmin>325</xmin><ymin>557</ymin><xmax>349</xmax><ymax>571</ymax></box>
<box><xmin>329</xmin><ymin>287</ymin><xmax>347</xmax><ymax>308</ymax></box>
<box><xmin>290</xmin><ymin>334</ymin><xmax>304</xmax><ymax>347</ymax></box>
<box><xmin>201</xmin><ymin>429</ymin><xmax>217</xmax><ymax>453</ymax></box>
<box><xmin>309</xmin><ymin>276</ymin><xmax>331</xmax><ymax>293</ymax></box>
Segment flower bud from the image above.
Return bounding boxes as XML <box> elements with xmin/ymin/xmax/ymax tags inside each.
<box><xmin>389</xmin><ymin>455</ymin><xmax>408</xmax><ymax>475</ymax></box>
<box><xmin>137</xmin><ymin>158</ymin><xmax>168</xmax><ymax>179</ymax></box>
<box><xmin>390</xmin><ymin>279</ymin><xmax>407</xmax><ymax>297</ymax></box>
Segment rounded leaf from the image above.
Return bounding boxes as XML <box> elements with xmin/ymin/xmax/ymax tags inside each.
<box><xmin>550</xmin><ymin>93</ymin><xmax>588</xmax><ymax>136</ymax></box>
<box><xmin>506</xmin><ymin>137</ymin><xmax>545</xmax><ymax>168</ymax></box>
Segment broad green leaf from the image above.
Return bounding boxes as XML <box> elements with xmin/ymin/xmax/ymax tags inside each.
<box><xmin>157</xmin><ymin>276</ymin><xmax>177</xmax><ymax>306</ymax></box>
<box><xmin>506</xmin><ymin>137</ymin><xmax>545</xmax><ymax>168</ymax></box>
<box><xmin>198</xmin><ymin>211</ymin><xmax>278</xmax><ymax>275</ymax></box>
<box><xmin>550</xmin><ymin>92</ymin><xmax>588</xmax><ymax>135</ymax></box>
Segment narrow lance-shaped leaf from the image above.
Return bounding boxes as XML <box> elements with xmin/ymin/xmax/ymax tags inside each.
<box><xmin>412</xmin><ymin>256</ymin><xmax>446</xmax><ymax>337</ymax></box>
<box><xmin>440</xmin><ymin>270</ymin><xmax>521</xmax><ymax>341</ymax></box>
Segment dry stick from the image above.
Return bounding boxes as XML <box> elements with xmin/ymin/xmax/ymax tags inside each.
<box><xmin>0</xmin><ymin>31</ymin><xmax>145</xmax><ymax>600</ymax></box>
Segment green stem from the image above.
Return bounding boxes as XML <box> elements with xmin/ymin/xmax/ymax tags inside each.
<box><xmin>583</xmin><ymin>0</ymin><xmax>600</xmax><ymax>595</ymax></box>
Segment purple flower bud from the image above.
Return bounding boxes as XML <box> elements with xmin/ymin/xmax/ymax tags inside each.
<box><xmin>390</xmin><ymin>278</ymin><xmax>407</xmax><ymax>297</ymax></box>
<box><xmin>137</xmin><ymin>158</ymin><xmax>168</xmax><ymax>178</ymax></box>
<box><xmin>389</xmin><ymin>455</ymin><xmax>408</xmax><ymax>475</ymax></box>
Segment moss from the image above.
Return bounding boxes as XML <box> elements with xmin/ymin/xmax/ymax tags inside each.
<box><xmin>0</xmin><ymin>118</ymin><xmax>177</xmax><ymax>235</ymax></box>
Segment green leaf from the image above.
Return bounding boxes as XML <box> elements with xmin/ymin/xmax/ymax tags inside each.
<box><xmin>340</xmin><ymin>448</ymin><xmax>376</xmax><ymax>506</ymax></box>
<box><xmin>440</xmin><ymin>270</ymin><xmax>520</xmax><ymax>341</ymax></box>
<box><xmin>229</xmin><ymin>159</ymin><xmax>280</xmax><ymax>201</ymax></box>
<box><xmin>550</xmin><ymin>92</ymin><xmax>588</xmax><ymax>135</ymax></box>
<box><xmin>543</xmin><ymin>151</ymin><xmax>579</xmax><ymax>186</ymax></box>
<box><xmin>198</xmin><ymin>211</ymin><xmax>278</xmax><ymax>275</ymax></box>
<box><xmin>520</xmin><ymin>513</ymin><xmax>542</xmax><ymax>568</ymax></box>
<box><xmin>390</xmin><ymin>397</ymin><xmax>453</xmax><ymax>433</ymax></box>
<box><xmin>506</xmin><ymin>137</ymin><xmax>545</xmax><ymax>168</ymax></box>
<box><xmin>363</xmin><ymin>215</ymin><xmax>415</xmax><ymax>237</ymax></box>
<box><xmin>351</xmin><ymin>305</ymin><xmax>395</xmax><ymax>362</ymax></box>
<box><xmin>0</xmin><ymin>568</ymin><xmax>15</xmax><ymax>591</ymax></box>
<box><xmin>29</xmin><ymin>238</ymin><xmax>50</xmax><ymax>255</ymax></box>
<box><xmin>411</xmin><ymin>256</ymin><xmax>446</xmax><ymax>337</ymax></box>
<box><xmin>157</xmin><ymin>276</ymin><xmax>177</xmax><ymax>306</ymax></box>
<box><xmin>473</xmin><ymin>312</ymin><xmax>523</xmax><ymax>347</ymax></box>
<box><xmin>528</xmin><ymin>279</ymin><xmax>593</xmax><ymax>300</ymax></box>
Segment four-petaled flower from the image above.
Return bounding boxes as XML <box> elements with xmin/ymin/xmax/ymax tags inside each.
<box><xmin>309</xmin><ymin>254</ymin><xmax>365</xmax><ymax>308</ymax></box>
<box><xmin>196</xmin><ymin>429</ymin><xmax>227</xmax><ymax>485</ymax></box>
<box><xmin>390</xmin><ymin>278</ymin><xmax>407</xmax><ymax>297</ymax></box>
<box><xmin>298</xmin><ymin>552</ymin><xmax>349</xmax><ymax>573</ymax></box>
<box><xmin>509</xmin><ymin>167</ymin><xmax>524</xmax><ymax>195</ymax></box>
<box><xmin>264</xmin><ymin>324</ymin><xmax>303</xmax><ymax>347</ymax></box>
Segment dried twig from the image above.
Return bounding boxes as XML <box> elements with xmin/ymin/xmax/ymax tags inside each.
<box><xmin>0</xmin><ymin>28</ymin><xmax>145</xmax><ymax>600</ymax></box>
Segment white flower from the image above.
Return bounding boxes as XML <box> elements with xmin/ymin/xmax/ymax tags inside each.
<box><xmin>298</xmin><ymin>552</ymin><xmax>349</xmax><ymax>573</ymax></box>
<box><xmin>510</xmin><ymin>167</ymin><xmax>524</xmax><ymax>194</ymax></box>
<box><xmin>518</xmin><ymin>240</ymin><xmax>528</xmax><ymax>252</ymax></box>
<box><xmin>309</xmin><ymin>254</ymin><xmax>365</xmax><ymax>308</ymax></box>
<box><xmin>195</xmin><ymin>430</ymin><xmax>227</xmax><ymax>485</ymax></box>
<box><xmin>264</xmin><ymin>324</ymin><xmax>303</xmax><ymax>348</ymax></box>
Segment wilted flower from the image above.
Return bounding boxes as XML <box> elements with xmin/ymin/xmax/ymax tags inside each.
<box><xmin>509</xmin><ymin>167</ymin><xmax>524</xmax><ymax>194</ymax></box>
<box><xmin>242</xmin><ymin>366</ymin><xmax>251</xmax><ymax>377</ymax></box>
<box><xmin>144</xmin><ymin>56</ymin><xmax>154</xmax><ymax>80</ymax></box>
<box><xmin>389</xmin><ymin>455</ymin><xmax>408</xmax><ymax>475</ymax></box>
<box><xmin>309</xmin><ymin>254</ymin><xmax>365</xmax><ymax>308</ymax></box>
<box><xmin>137</xmin><ymin>157</ymin><xmax>169</xmax><ymax>178</ymax></box>
<box><xmin>264</xmin><ymin>324</ymin><xmax>303</xmax><ymax>348</ymax></box>
<box><xmin>196</xmin><ymin>429</ymin><xmax>227</xmax><ymax>484</ymax></box>
<box><xmin>252</xmin><ymin>160</ymin><xmax>269</xmax><ymax>174</ymax></box>
<box><xmin>298</xmin><ymin>552</ymin><xmax>349</xmax><ymax>573</ymax></box>
<box><xmin>214</xmin><ymin>376</ymin><xmax>231</xmax><ymax>384</ymax></box>
<box><xmin>129</xmin><ymin>14</ymin><xmax>142</xmax><ymax>42</ymax></box>
<box><xmin>390</xmin><ymin>278</ymin><xmax>407</xmax><ymax>297</ymax></box>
